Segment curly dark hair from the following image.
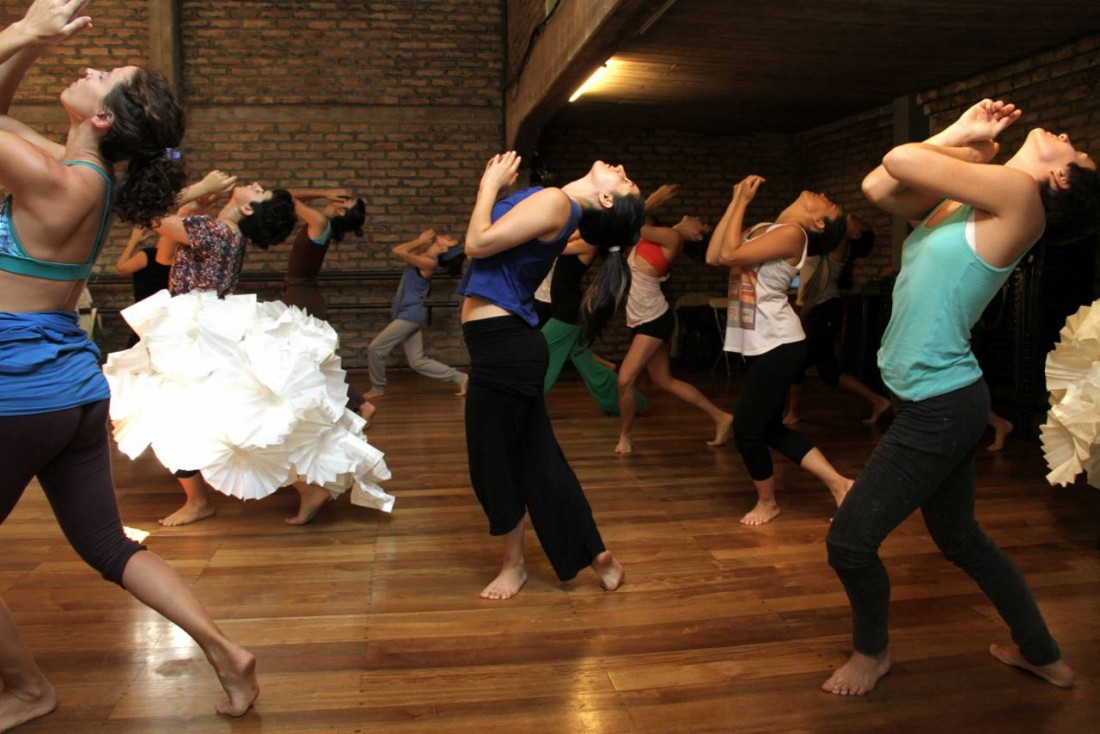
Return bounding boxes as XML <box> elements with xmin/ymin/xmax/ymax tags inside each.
<box><xmin>238</xmin><ymin>189</ymin><xmax>296</xmax><ymax>249</ymax></box>
<box><xmin>1039</xmin><ymin>163</ymin><xmax>1100</xmax><ymax>246</ymax></box>
<box><xmin>330</xmin><ymin>198</ymin><xmax>366</xmax><ymax>243</ymax></box>
<box><xmin>100</xmin><ymin>68</ymin><xmax>187</xmax><ymax>228</ymax></box>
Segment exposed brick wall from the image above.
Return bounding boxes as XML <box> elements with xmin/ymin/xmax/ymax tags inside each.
<box><xmin>7</xmin><ymin>0</ymin><xmax>149</xmax><ymax>102</ymax></box>
<box><xmin>180</xmin><ymin>1</ymin><xmax>502</xmax><ymax>106</ymax></box>
<box><xmin>505</xmin><ymin>0</ymin><xmax>547</xmax><ymax>84</ymax></box>
<box><xmin>537</xmin><ymin>124</ymin><xmax>797</xmax><ymax>358</ymax></box>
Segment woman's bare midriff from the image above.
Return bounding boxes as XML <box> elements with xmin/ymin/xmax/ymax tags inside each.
<box><xmin>461</xmin><ymin>295</ymin><xmax>511</xmax><ymax>324</ymax></box>
<box><xmin>0</xmin><ymin>270</ymin><xmax>85</xmax><ymax>313</ymax></box>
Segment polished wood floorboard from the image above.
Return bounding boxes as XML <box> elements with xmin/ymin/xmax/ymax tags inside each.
<box><xmin>4</xmin><ymin>369</ymin><xmax>1099</xmax><ymax>733</ymax></box>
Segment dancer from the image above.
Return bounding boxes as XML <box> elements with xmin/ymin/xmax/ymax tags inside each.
<box><xmin>144</xmin><ymin>178</ymin><xmax>296</xmax><ymax>526</ymax></box>
<box><xmin>784</xmin><ymin>215</ymin><xmax>891</xmax><ymax>425</ymax></box>
<box><xmin>459</xmin><ymin>153</ymin><xmax>643</xmax><ymax>599</ymax></box>
<box><xmin>0</xmin><ymin>2</ymin><xmax>257</xmax><ymax>724</ymax></box>
<box><xmin>541</xmin><ymin>233</ymin><xmax>648</xmax><ymax>414</ymax></box>
<box><xmin>615</xmin><ymin>214</ymin><xmax>733</xmax><ymax>453</ymax></box>
<box><xmin>706</xmin><ymin>178</ymin><xmax>854</xmax><ymax>525</ymax></box>
<box><xmin>824</xmin><ymin>99</ymin><xmax>1098</xmax><ymax>695</ymax></box>
<box><xmin>281</xmin><ymin>187</ymin><xmax>374</xmax><ymax>424</ymax></box>
<box><xmin>363</xmin><ymin>228</ymin><xmax>468</xmax><ymax>399</ymax></box>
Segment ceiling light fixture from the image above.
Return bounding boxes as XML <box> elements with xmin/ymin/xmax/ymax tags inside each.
<box><xmin>569</xmin><ymin>60</ymin><xmax>612</xmax><ymax>103</ymax></box>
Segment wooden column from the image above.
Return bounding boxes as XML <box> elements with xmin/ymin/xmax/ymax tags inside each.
<box><xmin>890</xmin><ymin>95</ymin><xmax>929</xmax><ymax>267</ymax></box>
<box><xmin>148</xmin><ymin>0</ymin><xmax>182</xmax><ymax>91</ymax></box>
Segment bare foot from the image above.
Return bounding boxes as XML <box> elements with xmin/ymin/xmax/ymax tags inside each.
<box><xmin>285</xmin><ymin>485</ymin><xmax>330</xmax><ymax>526</ymax></box>
<box><xmin>158</xmin><ymin>499</ymin><xmax>216</xmax><ymax>527</ymax></box>
<box><xmin>822</xmin><ymin>650</ymin><xmax>892</xmax><ymax>695</ymax></box>
<box><xmin>358</xmin><ymin>400</ymin><xmax>376</xmax><ymax>426</ymax></box>
<box><xmin>707</xmin><ymin>412</ymin><xmax>734</xmax><ymax>447</ymax></box>
<box><xmin>591</xmin><ymin>550</ymin><xmax>624</xmax><ymax>591</ymax></box>
<box><xmin>987</xmin><ymin>416</ymin><xmax>1014</xmax><ymax>452</ymax></box>
<box><xmin>480</xmin><ymin>564</ymin><xmax>527</xmax><ymax>600</ymax></box>
<box><xmin>783</xmin><ymin>411</ymin><xmax>801</xmax><ymax>426</ymax></box>
<box><xmin>0</xmin><ymin>681</ymin><xmax>58</xmax><ymax>731</ymax></box>
<box><xmin>862</xmin><ymin>396</ymin><xmax>891</xmax><ymax>425</ymax></box>
<box><xmin>740</xmin><ymin>500</ymin><xmax>781</xmax><ymax>526</ymax></box>
<box><xmin>456</xmin><ymin>375</ymin><xmax>469</xmax><ymax>396</ymax></box>
<box><xmin>990</xmin><ymin>644</ymin><xmax>1075</xmax><ymax>687</ymax></box>
<box><xmin>614</xmin><ymin>436</ymin><xmax>633</xmax><ymax>454</ymax></box>
<box><xmin>212</xmin><ymin>645</ymin><xmax>259</xmax><ymax>716</ymax></box>
<box><xmin>362</xmin><ymin>388</ymin><xmax>384</xmax><ymax>400</ymax></box>
<box><xmin>830</xmin><ymin>477</ymin><xmax>855</xmax><ymax>507</ymax></box>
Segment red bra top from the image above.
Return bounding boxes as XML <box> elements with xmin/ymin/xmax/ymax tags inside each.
<box><xmin>634</xmin><ymin>238</ymin><xmax>671</xmax><ymax>277</ymax></box>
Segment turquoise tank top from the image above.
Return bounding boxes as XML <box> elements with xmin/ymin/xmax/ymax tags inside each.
<box><xmin>0</xmin><ymin>161</ymin><xmax>113</xmax><ymax>281</ymax></box>
<box><xmin>878</xmin><ymin>202</ymin><xmax>1023</xmax><ymax>402</ymax></box>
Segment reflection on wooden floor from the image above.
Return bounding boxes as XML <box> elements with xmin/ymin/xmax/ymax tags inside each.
<box><xmin>4</xmin><ymin>369</ymin><xmax>1099</xmax><ymax>733</ymax></box>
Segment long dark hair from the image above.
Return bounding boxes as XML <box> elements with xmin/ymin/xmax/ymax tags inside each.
<box><xmin>100</xmin><ymin>69</ymin><xmax>187</xmax><ymax>228</ymax></box>
<box><xmin>1039</xmin><ymin>163</ymin><xmax>1100</xmax><ymax>245</ymax></box>
<box><xmin>579</xmin><ymin>193</ymin><xmax>647</xmax><ymax>344</ymax></box>
<box><xmin>805</xmin><ymin>214</ymin><xmax>848</xmax><ymax>257</ymax></box>
<box><xmin>330</xmin><ymin>198</ymin><xmax>366</xmax><ymax>243</ymax></box>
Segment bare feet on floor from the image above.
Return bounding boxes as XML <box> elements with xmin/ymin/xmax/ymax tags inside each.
<box><xmin>740</xmin><ymin>499</ymin><xmax>781</xmax><ymax>526</ymax></box>
<box><xmin>987</xmin><ymin>416</ymin><xmax>1014</xmax><ymax>452</ymax></box>
<box><xmin>480</xmin><ymin>563</ymin><xmax>528</xmax><ymax>600</ymax></box>
<box><xmin>285</xmin><ymin>485</ymin><xmax>331</xmax><ymax>526</ymax></box>
<box><xmin>614</xmin><ymin>436</ymin><xmax>633</xmax><ymax>454</ymax></box>
<box><xmin>158</xmin><ymin>499</ymin><xmax>216</xmax><ymax>527</ymax></box>
<box><xmin>0</xmin><ymin>680</ymin><xmax>58</xmax><ymax>732</ymax></box>
<box><xmin>212</xmin><ymin>644</ymin><xmax>260</xmax><ymax>716</ymax></box>
<box><xmin>358</xmin><ymin>400</ymin><xmax>376</xmax><ymax>426</ymax></box>
<box><xmin>456</xmin><ymin>375</ymin><xmax>469</xmax><ymax>396</ymax></box>
<box><xmin>592</xmin><ymin>550</ymin><xmax>624</xmax><ymax>591</ymax></box>
<box><xmin>708</xmin><ymin>412</ymin><xmax>734</xmax><ymax>447</ymax></box>
<box><xmin>990</xmin><ymin>644</ymin><xmax>1075</xmax><ymax>687</ymax></box>
<box><xmin>362</xmin><ymin>388</ymin><xmax>384</xmax><ymax>401</ymax></box>
<box><xmin>822</xmin><ymin>650</ymin><xmax>892</xmax><ymax>695</ymax></box>
<box><xmin>863</xmin><ymin>396</ymin><xmax>892</xmax><ymax>425</ymax></box>
<box><xmin>783</xmin><ymin>411</ymin><xmax>801</xmax><ymax>426</ymax></box>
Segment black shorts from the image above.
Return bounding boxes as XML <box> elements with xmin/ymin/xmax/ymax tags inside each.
<box><xmin>631</xmin><ymin>307</ymin><xmax>675</xmax><ymax>341</ymax></box>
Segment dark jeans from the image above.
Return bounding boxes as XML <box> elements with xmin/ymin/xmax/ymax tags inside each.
<box><xmin>734</xmin><ymin>340</ymin><xmax>815</xmax><ymax>481</ymax></box>
<box><xmin>826</xmin><ymin>378</ymin><xmax>1060</xmax><ymax>664</ymax></box>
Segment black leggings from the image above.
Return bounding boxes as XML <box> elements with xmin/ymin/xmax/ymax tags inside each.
<box><xmin>463</xmin><ymin>315</ymin><xmax>605</xmax><ymax>581</ymax></box>
<box><xmin>0</xmin><ymin>400</ymin><xmax>145</xmax><ymax>586</ymax></box>
<box><xmin>794</xmin><ymin>298</ymin><xmax>842</xmax><ymax>387</ymax></box>
<box><xmin>734</xmin><ymin>341</ymin><xmax>815</xmax><ymax>481</ymax></box>
<box><xmin>826</xmin><ymin>379</ymin><xmax>1060</xmax><ymax>664</ymax></box>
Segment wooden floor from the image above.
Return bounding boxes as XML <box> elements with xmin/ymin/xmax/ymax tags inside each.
<box><xmin>4</xmin><ymin>369</ymin><xmax>1100</xmax><ymax>733</ymax></box>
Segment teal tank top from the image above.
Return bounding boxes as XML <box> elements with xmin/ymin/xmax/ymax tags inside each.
<box><xmin>877</xmin><ymin>202</ymin><xmax>1023</xmax><ymax>402</ymax></box>
<box><xmin>0</xmin><ymin>161</ymin><xmax>113</xmax><ymax>281</ymax></box>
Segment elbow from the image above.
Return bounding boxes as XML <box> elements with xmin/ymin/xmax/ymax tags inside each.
<box><xmin>464</xmin><ymin>242</ymin><xmax>487</xmax><ymax>259</ymax></box>
<box><xmin>881</xmin><ymin>145</ymin><xmax>918</xmax><ymax>179</ymax></box>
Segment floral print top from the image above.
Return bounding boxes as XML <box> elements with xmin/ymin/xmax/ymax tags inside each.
<box><xmin>168</xmin><ymin>216</ymin><xmax>245</xmax><ymax>297</ymax></box>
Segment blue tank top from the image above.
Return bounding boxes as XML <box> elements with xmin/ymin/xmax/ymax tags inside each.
<box><xmin>878</xmin><ymin>202</ymin><xmax>1024</xmax><ymax>402</ymax></box>
<box><xmin>392</xmin><ymin>265</ymin><xmax>431</xmax><ymax>323</ymax></box>
<box><xmin>0</xmin><ymin>161</ymin><xmax>113</xmax><ymax>281</ymax></box>
<box><xmin>456</xmin><ymin>187</ymin><xmax>583</xmax><ymax>327</ymax></box>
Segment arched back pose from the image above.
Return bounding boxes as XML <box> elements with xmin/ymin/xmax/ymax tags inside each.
<box><xmin>614</xmin><ymin>213</ymin><xmax>733</xmax><ymax>453</ymax></box>
<box><xmin>0</xmin><ymin>2</ymin><xmax>257</xmax><ymax>725</ymax></box>
<box><xmin>459</xmin><ymin>153</ymin><xmax>643</xmax><ymax>600</ymax></box>
<box><xmin>364</xmin><ymin>227</ymin><xmax>469</xmax><ymax>399</ymax></box>
<box><xmin>282</xmin><ymin>187</ymin><xmax>373</xmax><ymax>422</ymax></box>
<box><xmin>824</xmin><ymin>99</ymin><xmax>1098</xmax><ymax>696</ymax></box>
<box><xmin>541</xmin><ymin>233</ymin><xmax>648</xmax><ymax>415</ymax></box>
<box><xmin>148</xmin><ymin>179</ymin><xmax>297</xmax><ymax>527</ymax></box>
<box><xmin>784</xmin><ymin>215</ymin><xmax>891</xmax><ymax>425</ymax></box>
<box><xmin>706</xmin><ymin>178</ymin><xmax>854</xmax><ymax>525</ymax></box>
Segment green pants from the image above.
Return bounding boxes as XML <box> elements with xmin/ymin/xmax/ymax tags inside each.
<box><xmin>541</xmin><ymin>317</ymin><xmax>647</xmax><ymax>415</ymax></box>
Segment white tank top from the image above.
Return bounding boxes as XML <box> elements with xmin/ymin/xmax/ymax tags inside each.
<box><xmin>724</xmin><ymin>223</ymin><xmax>807</xmax><ymax>356</ymax></box>
<box><xmin>534</xmin><ymin>262</ymin><xmax>554</xmax><ymax>304</ymax></box>
<box><xmin>626</xmin><ymin>247</ymin><xmax>670</xmax><ymax>327</ymax></box>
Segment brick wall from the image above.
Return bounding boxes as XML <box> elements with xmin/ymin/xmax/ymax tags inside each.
<box><xmin>505</xmin><ymin>0</ymin><xmax>548</xmax><ymax>84</ymax></box>
<box><xmin>7</xmin><ymin>0</ymin><xmax>149</xmax><ymax>101</ymax></box>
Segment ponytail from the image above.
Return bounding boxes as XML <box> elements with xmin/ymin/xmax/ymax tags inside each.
<box><xmin>100</xmin><ymin>69</ymin><xmax>187</xmax><ymax>227</ymax></box>
<box><xmin>578</xmin><ymin>193</ymin><xmax>646</xmax><ymax>344</ymax></box>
